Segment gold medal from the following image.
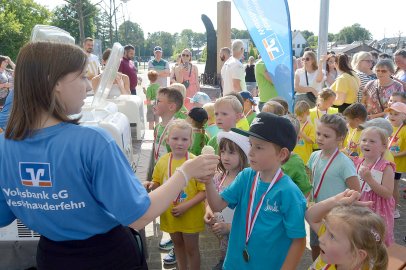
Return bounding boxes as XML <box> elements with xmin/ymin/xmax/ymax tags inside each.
<box><xmin>243</xmin><ymin>248</ymin><xmax>249</xmax><ymax>262</ymax></box>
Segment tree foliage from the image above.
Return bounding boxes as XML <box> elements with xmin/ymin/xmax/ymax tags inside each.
<box><xmin>51</xmin><ymin>0</ymin><xmax>98</xmax><ymax>45</ymax></box>
<box><xmin>0</xmin><ymin>0</ymin><xmax>50</xmax><ymax>60</ymax></box>
<box><xmin>231</xmin><ymin>28</ymin><xmax>251</xmax><ymax>40</ymax></box>
<box><xmin>145</xmin><ymin>31</ymin><xmax>176</xmax><ymax>57</ymax></box>
<box><xmin>300</xmin><ymin>30</ymin><xmax>314</xmax><ymax>41</ymax></box>
<box><xmin>118</xmin><ymin>21</ymin><xmax>144</xmax><ymax>49</ymax></box>
<box><xmin>336</xmin><ymin>23</ymin><xmax>372</xmax><ymax>44</ymax></box>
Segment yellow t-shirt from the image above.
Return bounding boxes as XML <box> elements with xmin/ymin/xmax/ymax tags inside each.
<box><xmin>152</xmin><ymin>153</ymin><xmax>206</xmax><ymax>233</ymax></box>
<box><xmin>331</xmin><ymin>72</ymin><xmax>360</xmax><ymax>104</ymax></box>
<box><xmin>309</xmin><ymin>107</ymin><xmax>338</xmax><ymax>149</ymax></box>
<box><xmin>293</xmin><ymin>121</ymin><xmax>315</xmax><ymax>164</ymax></box>
<box><xmin>389</xmin><ymin>125</ymin><xmax>406</xmax><ymax>172</ymax></box>
<box><xmin>343</xmin><ymin>128</ymin><xmax>362</xmax><ymax>157</ymax></box>
<box><xmin>237</xmin><ymin>117</ymin><xmax>250</xmax><ymax>131</ymax></box>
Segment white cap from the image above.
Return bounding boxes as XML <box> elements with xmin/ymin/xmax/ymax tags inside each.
<box><xmin>217</xmin><ymin>131</ymin><xmax>250</xmax><ymax>158</ymax></box>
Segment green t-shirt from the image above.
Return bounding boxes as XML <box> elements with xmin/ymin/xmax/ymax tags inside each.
<box><xmin>246</xmin><ymin>111</ymin><xmax>257</xmax><ymax>126</ymax></box>
<box><xmin>146</xmin><ymin>83</ymin><xmax>160</xmax><ymax>101</ymax></box>
<box><xmin>281</xmin><ymin>153</ymin><xmax>312</xmax><ymax>195</ymax></box>
<box><xmin>255</xmin><ymin>60</ymin><xmax>277</xmax><ymax>103</ymax></box>
<box><xmin>174</xmin><ymin>105</ymin><xmax>188</xmax><ymax>120</ymax></box>
<box><xmin>189</xmin><ymin>132</ymin><xmax>209</xmax><ymax>156</ymax></box>
<box><xmin>207</xmin><ymin>135</ymin><xmax>219</xmax><ymax>155</ymax></box>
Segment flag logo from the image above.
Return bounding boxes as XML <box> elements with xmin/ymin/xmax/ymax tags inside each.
<box><xmin>262</xmin><ymin>33</ymin><xmax>284</xmax><ymax>60</ymax></box>
<box><xmin>19</xmin><ymin>163</ymin><xmax>52</xmax><ymax>187</ymax></box>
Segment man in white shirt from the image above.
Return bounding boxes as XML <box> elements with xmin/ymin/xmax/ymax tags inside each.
<box><xmin>221</xmin><ymin>40</ymin><xmax>246</xmax><ymax>96</ymax></box>
<box><xmin>83</xmin><ymin>37</ymin><xmax>100</xmax><ymax>81</ymax></box>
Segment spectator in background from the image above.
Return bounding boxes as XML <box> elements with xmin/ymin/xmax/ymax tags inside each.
<box><xmin>255</xmin><ymin>59</ymin><xmax>277</xmax><ymax>111</ymax></box>
<box><xmin>394</xmin><ymin>49</ymin><xmax>406</xmax><ymax>89</ymax></box>
<box><xmin>82</xmin><ymin>37</ymin><xmax>100</xmax><ymax>81</ymax></box>
<box><xmin>331</xmin><ymin>53</ymin><xmax>360</xmax><ymax>113</ymax></box>
<box><xmin>174</xmin><ymin>49</ymin><xmax>200</xmax><ymax>110</ymax></box>
<box><xmin>219</xmin><ymin>47</ymin><xmax>231</xmax><ymax>96</ymax></box>
<box><xmin>221</xmin><ymin>40</ymin><xmax>246</xmax><ymax>96</ymax></box>
<box><xmin>324</xmin><ymin>54</ymin><xmax>337</xmax><ymax>88</ymax></box>
<box><xmin>294</xmin><ymin>51</ymin><xmax>325</xmax><ymax>108</ymax></box>
<box><xmin>148</xmin><ymin>46</ymin><xmax>170</xmax><ymax>88</ymax></box>
<box><xmin>362</xmin><ymin>59</ymin><xmax>404</xmax><ymax>119</ymax></box>
<box><xmin>378</xmin><ymin>53</ymin><xmax>393</xmax><ymax>60</ymax></box>
<box><xmin>245</xmin><ymin>56</ymin><xmax>257</xmax><ymax>96</ymax></box>
<box><xmin>0</xmin><ymin>55</ymin><xmax>14</xmax><ymax>108</ymax></box>
<box><xmin>370</xmin><ymin>51</ymin><xmax>379</xmax><ymax>67</ymax></box>
<box><xmin>119</xmin><ymin>45</ymin><xmax>138</xmax><ymax>95</ymax></box>
<box><xmin>351</xmin><ymin>51</ymin><xmax>376</xmax><ymax>102</ymax></box>
<box><xmin>92</xmin><ymin>49</ymin><xmax>130</xmax><ymax>98</ymax></box>
<box><xmin>170</xmin><ymin>54</ymin><xmax>182</xmax><ymax>84</ymax></box>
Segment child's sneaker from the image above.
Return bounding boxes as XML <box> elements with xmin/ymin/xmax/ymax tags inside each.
<box><xmin>394</xmin><ymin>208</ymin><xmax>401</xmax><ymax>219</ymax></box>
<box><xmin>159</xmin><ymin>239</ymin><xmax>174</xmax><ymax>251</ymax></box>
<box><xmin>163</xmin><ymin>248</ymin><xmax>176</xmax><ymax>265</ymax></box>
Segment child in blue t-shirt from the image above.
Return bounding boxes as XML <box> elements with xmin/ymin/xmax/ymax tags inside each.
<box><xmin>201</xmin><ymin>112</ymin><xmax>307</xmax><ymax>270</ymax></box>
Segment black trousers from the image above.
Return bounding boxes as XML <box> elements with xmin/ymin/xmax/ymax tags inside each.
<box><xmin>36</xmin><ymin>225</ymin><xmax>147</xmax><ymax>270</ymax></box>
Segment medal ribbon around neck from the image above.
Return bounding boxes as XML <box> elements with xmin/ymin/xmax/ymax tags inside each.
<box><xmin>311</xmin><ymin>148</ymin><xmax>339</xmax><ymax>200</ymax></box>
<box><xmin>153</xmin><ymin>118</ymin><xmax>174</xmax><ymax>161</ymax></box>
<box><xmin>356</xmin><ymin>157</ymin><xmax>381</xmax><ymax>193</ymax></box>
<box><xmin>168</xmin><ymin>152</ymin><xmax>189</xmax><ymax>203</ymax></box>
<box><xmin>245</xmin><ymin>168</ymin><xmax>283</xmax><ymax>246</ymax></box>
<box><xmin>388</xmin><ymin>123</ymin><xmax>403</xmax><ymax>149</ymax></box>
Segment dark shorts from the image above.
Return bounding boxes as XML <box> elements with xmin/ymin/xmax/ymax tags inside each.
<box><xmin>395</xmin><ymin>172</ymin><xmax>402</xmax><ymax>181</ymax></box>
<box><xmin>36</xmin><ymin>225</ymin><xmax>147</xmax><ymax>270</ymax></box>
<box><xmin>310</xmin><ymin>227</ymin><xmax>319</xmax><ymax>247</ymax></box>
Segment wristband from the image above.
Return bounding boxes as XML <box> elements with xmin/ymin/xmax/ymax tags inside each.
<box><xmin>175</xmin><ymin>167</ymin><xmax>189</xmax><ymax>186</ymax></box>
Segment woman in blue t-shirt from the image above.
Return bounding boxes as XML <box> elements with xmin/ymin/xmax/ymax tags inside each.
<box><xmin>0</xmin><ymin>42</ymin><xmax>218</xmax><ymax>270</ymax></box>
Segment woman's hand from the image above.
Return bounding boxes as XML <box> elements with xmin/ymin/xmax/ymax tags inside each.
<box><xmin>181</xmin><ymin>154</ymin><xmax>219</xmax><ymax>184</ymax></box>
<box><xmin>333</xmin><ymin>189</ymin><xmax>371</xmax><ymax>207</ymax></box>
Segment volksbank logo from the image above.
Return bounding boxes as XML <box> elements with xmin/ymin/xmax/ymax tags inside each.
<box><xmin>19</xmin><ymin>163</ymin><xmax>52</xmax><ymax>187</ymax></box>
<box><xmin>262</xmin><ymin>33</ymin><xmax>284</xmax><ymax>61</ymax></box>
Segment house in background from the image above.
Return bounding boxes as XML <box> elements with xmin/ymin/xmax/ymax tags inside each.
<box><xmin>328</xmin><ymin>41</ymin><xmax>380</xmax><ymax>57</ymax></box>
<box><xmin>376</xmin><ymin>36</ymin><xmax>406</xmax><ymax>54</ymax></box>
<box><xmin>292</xmin><ymin>30</ymin><xmax>307</xmax><ymax>57</ymax></box>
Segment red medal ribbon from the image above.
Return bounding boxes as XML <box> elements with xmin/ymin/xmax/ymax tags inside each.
<box><xmin>356</xmin><ymin>157</ymin><xmax>381</xmax><ymax>193</ymax></box>
<box><xmin>168</xmin><ymin>152</ymin><xmax>189</xmax><ymax>204</ymax></box>
<box><xmin>154</xmin><ymin>119</ymin><xmax>174</xmax><ymax>161</ymax></box>
<box><xmin>245</xmin><ymin>169</ymin><xmax>284</xmax><ymax>246</ymax></box>
<box><xmin>312</xmin><ymin>148</ymin><xmax>339</xmax><ymax>200</ymax></box>
<box><xmin>217</xmin><ymin>173</ymin><xmax>228</xmax><ymax>193</ymax></box>
<box><xmin>388</xmin><ymin>124</ymin><xmax>403</xmax><ymax>149</ymax></box>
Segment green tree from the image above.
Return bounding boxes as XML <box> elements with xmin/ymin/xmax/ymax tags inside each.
<box><xmin>328</xmin><ymin>33</ymin><xmax>336</xmax><ymax>42</ymax></box>
<box><xmin>231</xmin><ymin>28</ymin><xmax>251</xmax><ymax>40</ymax></box>
<box><xmin>51</xmin><ymin>0</ymin><xmax>98</xmax><ymax>45</ymax></box>
<box><xmin>145</xmin><ymin>31</ymin><xmax>175</xmax><ymax>57</ymax></box>
<box><xmin>300</xmin><ymin>30</ymin><xmax>314</xmax><ymax>41</ymax></box>
<box><xmin>307</xmin><ymin>35</ymin><xmax>318</xmax><ymax>49</ymax></box>
<box><xmin>118</xmin><ymin>21</ymin><xmax>144</xmax><ymax>52</ymax></box>
<box><xmin>336</xmin><ymin>23</ymin><xmax>372</xmax><ymax>44</ymax></box>
<box><xmin>0</xmin><ymin>0</ymin><xmax>50</xmax><ymax>60</ymax></box>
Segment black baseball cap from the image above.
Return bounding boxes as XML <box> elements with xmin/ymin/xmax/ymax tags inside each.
<box><xmin>232</xmin><ymin>112</ymin><xmax>297</xmax><ymax>151</ymax></box>
<box><xmin>188</xmin><ymin>107</ymin><xmax>208</xmax><ymax>123</ymax></box>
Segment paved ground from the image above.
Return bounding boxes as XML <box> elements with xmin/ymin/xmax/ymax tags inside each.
<box><xmin>134</xmin><ymin>70</ymin><xmax>406</xmax><ymax>270</ymax></box>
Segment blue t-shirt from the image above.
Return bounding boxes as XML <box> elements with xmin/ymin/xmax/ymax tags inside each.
<box><xmin>220</xmin><ymin>168</ymin><xmax>306</xmax><ymax>270</ymax></box>
<box><xmin>0</xmin><ymin>123</ymin><xmax>150</xmax><ymax>241</ymax></box>
<box><xmin>307</xmin><ymin>151</ymin><xmax>357</xmax><ymax>202</ymax></box>
<box><xmin>0</xmin><ymin>89</ymin><xmax>13</xmax><ymax>130</ymax></box>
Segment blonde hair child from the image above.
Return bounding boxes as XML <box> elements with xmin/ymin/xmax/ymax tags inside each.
<box><xmin>207</xmin><ymin>96</ymin><xmax>243</xmax><ymax>153</ymax></box>
<box><xmin>309</xmin><ymin>88</ymin><xmax>338</xmax><ymax>127</ymax></box>
<box><xmin>306</xmin><ymin>189</ymin><xmax>388</xmax><ymax>270</ymax></box>
<box><xmin>204</xmin><ymin>131</ymin><xmax>249</xmax><ymax>269</ymax></box>
<box><xmin>145</xmin><ymin>119</ymin><xmax>206</xmax><ymax>270</ymax></box>
<box><xmin>307</xmin><ymin>114</ymin><xmax>360</xmax><ymax>260</ymax></box>
<box><xmin>170</xmin><ymin>83</ymin><xmax>189</xmax><ymax>119</ymax></box>
<box><xmin>293</xmin><ymin>101</ymin><xmax>315</xmax><ymax>164</ymax></box>
<box><xmin>261</xmin><ymin>100</ymin><xmax>285</xmax><ymax>115</ymax></box>
<box><xmin>203</xmin><ymin>102</ymin><xmax>219</xmax><ymax>139</ymax></box>
<box><xmin>354</xmin><ymin>127</ymin><xmax>395</xmax><ymax>246</ymax></box>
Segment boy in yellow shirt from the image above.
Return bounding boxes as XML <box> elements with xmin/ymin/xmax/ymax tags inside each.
<box><xmin>342</xmin><ymin>103</ymin><xmax>367</xmax><ymax>157</ymax></box>
<box><xmin>293</xmin><ymin>101</ymin><xmax>315</xmax><ymax>164</ymax></box>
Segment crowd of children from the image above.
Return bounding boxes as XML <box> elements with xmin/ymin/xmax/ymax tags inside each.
<box><xmin>143</xmin><ymin>81</ymin><xmax>404</xmax><ymax>270</ymax></box>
